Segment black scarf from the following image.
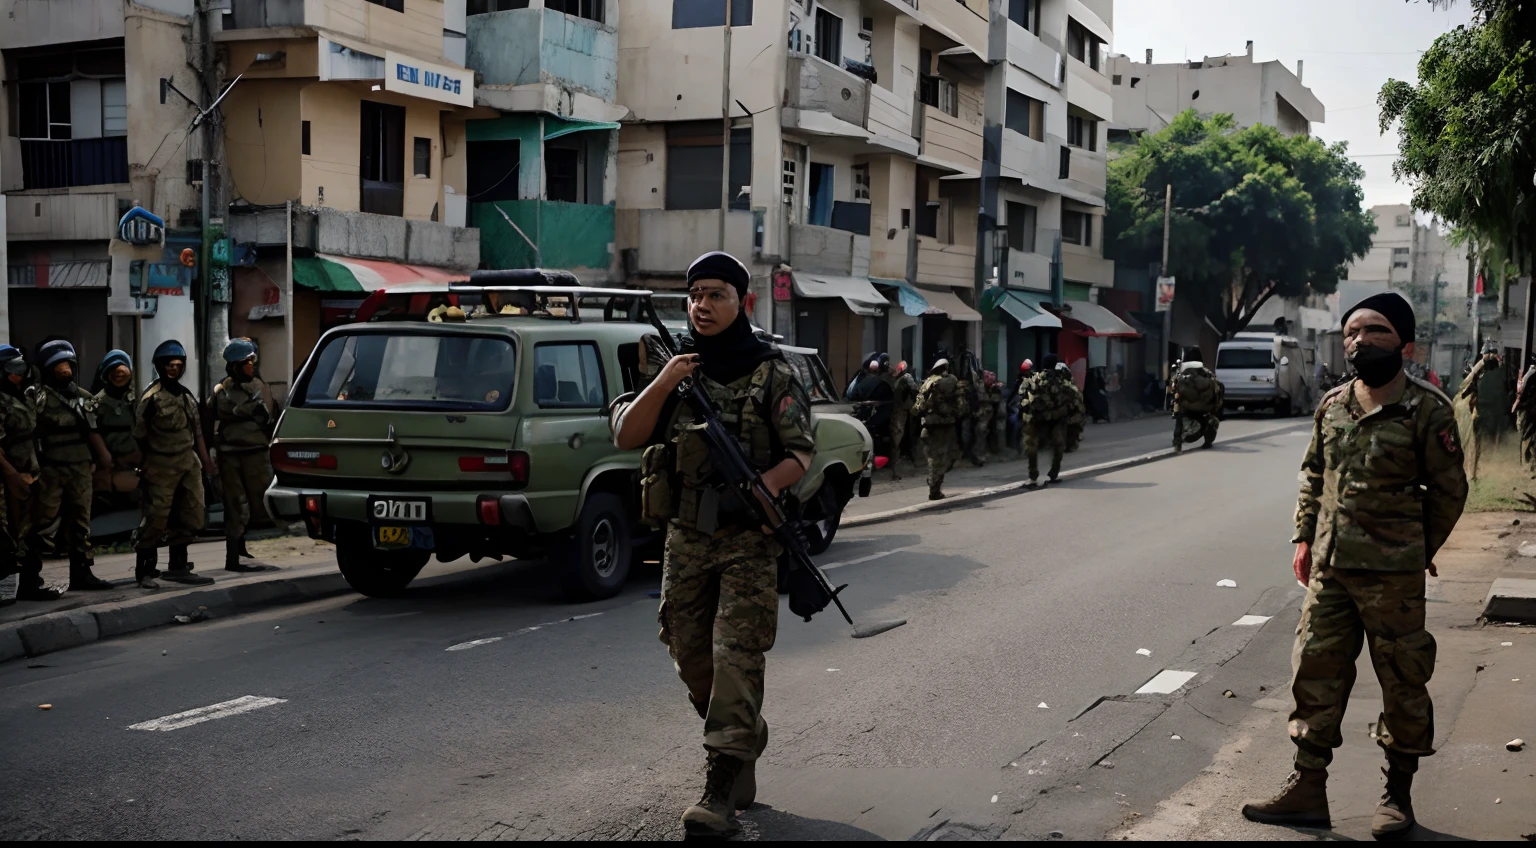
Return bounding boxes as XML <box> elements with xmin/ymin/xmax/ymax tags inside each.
<box><xmin>680</xmin><ymin>312</ymin><xmax>777</xmax><ymax>385</ymax></box>
<box><xmin>152</xmin><ymin>362</ymin><xmax>192</xmax><ymax>398</ymax></box>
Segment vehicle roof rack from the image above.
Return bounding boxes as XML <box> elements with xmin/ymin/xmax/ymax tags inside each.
<box><xmin>352</xmin><ymin>275</ymin><xmax>659</xmax><ymax>324</ymax></box>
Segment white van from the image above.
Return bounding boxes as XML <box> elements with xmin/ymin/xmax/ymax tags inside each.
<box><xmin>1216</xmin><ymin>333</ymin><xmax>1310</xmax><ymax>416</ymax></box>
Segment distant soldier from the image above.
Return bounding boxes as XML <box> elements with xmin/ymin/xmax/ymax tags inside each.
<box><xmin>1006</xmin><ymin>360</ymin><xmax>1033</xmax><ymax>452</ymax></box>
<box><xmin>210</xmin><ymin>339</ymin><xmax>275</xmax><ymax>572</ymax></box>
<box><xmin>1243</xmin><ymin>292</ymin><xmax>1467</xmax><ymax>837</ymax></box>
<box><xmin>33</xmin><ymin>340</ymin><xmax>115</xmax><ymax>591</ymax></box>
<box><xmin>91</xmin><ymin>350</ymin><xmax>141</xmax><ymax>507</ymax></box>
<box><xmin>889</xmin><ymin>360</ymin><xmax>920</xmax><ymax>463</ymax></box>
<box><xmin>968</xmin><ymin>371</ymin><xmax>1000</xmax><ymax>466</ymax></box>
<box><xmin>1019</xmin><ymin>355</ymin><xmax>1077</xmax><ymax>485</ymax></box>
<box><xmin>133</xmin><ymin>340</ymin><xmax>217</xmax><ymax>589</ymax></box>
<box><xmin>1059</xmin><ymin>362</ymin><xmax>1087</xmax><ymax>454</ymax></box>
<box><xmin>913</xmin><ymin>359</ymin><xmax>967</xmax><ymax>501</ymax></box>
<box><xmin>1515</xmin><ymin>359</ymin><xmax>1536</xmax><ymax>472</ymax></box>
<box><xmin>1170</xmin><ymin>347</ymin><xmax>1225</xmax><ymax>453</ymax></box>
<box><xmin>1453</xmin><ymin>346</ymin><xmax>1500</xmax><ymax>480</ymax></box>
<box><xmin>0</xmin><ymin>346</ymin><xmax>60</xmax><ymax>602</ymax></box>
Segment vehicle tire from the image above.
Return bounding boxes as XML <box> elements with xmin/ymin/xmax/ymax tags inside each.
<box><xmin>561</xmin><ymin>492</ymin><xmax>632</xmax><ymax>601</ymax></box>
<box><xmin>336</xmin><ymin>526</ymin><xmax>429</xmax><ymax>598</ymax></box>
<box><xmin>803</xmin><ymin>484</ymin><xmax>845</xmax><ymax>556</ymax></box>
<box><xmin>1272</xmin><ymin>396</ymin><xmax>1290</xmax><ymax>418</ymax></box>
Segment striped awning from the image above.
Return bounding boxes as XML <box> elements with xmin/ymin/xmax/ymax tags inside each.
<box><xmin>294</xmin><ymin>254</ymin><xmax>466</xmax><ymax>293</ymax></box>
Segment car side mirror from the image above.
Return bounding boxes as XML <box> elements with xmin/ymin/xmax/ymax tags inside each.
<box><xmin>1280</xmin><ymin>356</ymin><xmax>1290</xmax><ymax>367</ymax></box>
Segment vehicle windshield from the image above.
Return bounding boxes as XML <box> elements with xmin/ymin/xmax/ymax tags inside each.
<box><xmin>1216</xmin><ymin>348</ymin><xmax>1275</xmax><ymax>370</ymax></box>
<box><xmin>782</xmin><ymin>350</ymin><xmax>839</xmax><ymax>404</ymax></box>
<box><xmin>300</xmin><ymin>332</ymin><xmax>516</xmax><ymax>410</ymax></box>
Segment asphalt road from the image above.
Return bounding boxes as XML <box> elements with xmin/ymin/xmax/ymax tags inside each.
<box><xmin>0</xmin><ymin>421</ymin><xmax>1313</xmax><ymax>841</ymax></box>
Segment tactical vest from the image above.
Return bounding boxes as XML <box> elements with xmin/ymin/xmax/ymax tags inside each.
<box><xmin>1176</xmin><ymin>368</ymin><xmax>1220</xmax><ymax>414</ymax></box>
<box><xmin>95</xmin><ymin>390</ymin><xmax>138</xmax><ymax>458</ymax></box>
<box><xmin>138</xmin><ymin>384</ymin><xmax>199</xmax><ymax>456</ymax></box>
<box><xmin>1026</xmin><ymin>372</ymin><xmax>1071</xmax><ymax>422</ymax></box>
<box><xmin>670</xmin><ymin>361</ymin><xmax>782</xmax><ymax>532</ymax></box>
<box><xmin>0</xmin><ymin>388</ymin><xmax>42</xmax><ymax>475</ymax></box>
<box><xmin>919</xmin><ymin>375</ymin><xmax>962</xmax><ymax>425</ymax></box>
<box><xmin>213</xmin><ymin>377</ymin><xmax>273</xmax><ymax>451</ymax></box>
<box><xmin>36</xmin><ymin>385</ymin><xmax>97</xmax><ymax>465</ymax></box>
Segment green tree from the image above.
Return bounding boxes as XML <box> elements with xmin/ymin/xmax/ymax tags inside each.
<box><xmin>1105</xmin><ymin>111</ymin><xmax>1375</xmax><ymax>338</ymax></box>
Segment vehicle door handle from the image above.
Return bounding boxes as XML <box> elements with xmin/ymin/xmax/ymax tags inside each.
<box><xmin>568</xmin><ymin>433</ymin><xmax>585</xmax><ymax>450</ymax></box>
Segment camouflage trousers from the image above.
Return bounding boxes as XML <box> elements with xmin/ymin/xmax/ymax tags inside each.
<box><xmin>1289</xmin><ymin>567</ymin><xmax>1436</xmax><ymax>772</ymax></box>
<box><xmin>1173</xmin><ymin>413</ymin><xmax>1219</xmax><ymax>448</ymax></box>
<box><xmin>3</xmin><ymin>481</ymin><xmax>42</xmax><ymax>588</ymax></box>
<box><xmin>890</xmin><ymin>410</ymin><xmax>912</xmax><ymax>460</ymax></box>
<box><xmin>135</xmin><ymin>453</ymin><xmax>205</xmax><ymax>551</ymax></box>
<box><xmin>36</xmin><ymin>462</ymin><xmax>94</xmax><ymax>557</ymax></box>
<box><xmin>218</xmin><ymin>449</ymin><xmax>274</xmax><ymax>540</ymax></box>
<box><xmin>969</xmin><ymin>416</ymin><xmax>995</xmax><ymax>463</ymax></box>
<box><xmin>659</xmin><ymin>523</ymin><xmax>779</xmax><ymax>761</ymax></box>
<box><xmin>1519</xmin><ymin>409</ymin><xmax>1536</xmax><ymax>473</ymax></box>
<box><xmin>1024</xmin><ymin>420</ymin><xmax>1067</xmax><ymax>480</ymax></box>
<box><xmin>923</xmin><ymin>424</ymin><xmax>961</xmax><ymax>490</ymax></box>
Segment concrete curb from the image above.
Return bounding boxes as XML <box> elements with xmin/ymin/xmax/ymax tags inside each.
<box><xmin>843</xmin><ymin>420</ymin><xmax>1309</xmax><ymax>529</ymax></box>
<box><xmin>0</xmin><ymin>571</ymin><xmax>351</xmax><ymax>664</ymax></box>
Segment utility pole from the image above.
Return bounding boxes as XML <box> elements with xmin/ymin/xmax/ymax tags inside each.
<box><xmin>199</xmin><ymin>1</ymin><xmax>229</xmax><ymax>396</ymax></box>
<box><xmin>1160</xmin><ymin>184</ymin><xmax>1172</xmax><ymax>379</ymax></box>
<box><xmin>718</xmin><ymin>0</ymin><xmax>733</xmax><ymax>252</ymax></box>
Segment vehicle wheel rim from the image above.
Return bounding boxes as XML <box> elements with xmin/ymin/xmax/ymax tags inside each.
<box><xmin>591</xmin><ymin>517</ymin><xmax>617</xmax><ymax>579</ymax></box>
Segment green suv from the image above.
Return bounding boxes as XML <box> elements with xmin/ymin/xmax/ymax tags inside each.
<box><xmin>265</xmin><ymin>280</ymin><xmax>873</xmax><ymax>599</ymax></box>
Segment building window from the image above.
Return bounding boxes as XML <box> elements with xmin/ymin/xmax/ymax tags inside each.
<box><xmin>1008</xmin><ymin>0</ymin><xmax>1036</xmax><ymax>32</ymax></box>
<box><xmin>467</xmin><ymin>139</ymin><xmax>521</xmax><ymax>202</ymax></box>
<box><xmin>918</xmin><ymin>51</ymin><xmax>960</xmax><ymax>117</ymax></box>
<box><xmin>1066</xmin><ymin>19</ymin><xmax>1101</xmax><ymax>71</ymax></box>
<box><xmin>302</xmin><ymin>120</ymin><xmax>312</xmax><ymax>155</ymax></box>
<box><xmin>1395</xmin><ymin>214</ymin><xmax>1411</xmax><ymax>227</ymax></box>
<box><xmin>814</xmin><ymin>8</ymin><xmax>842</xmax><ymax>65</ymax></box>
<box><xmin>664</xmin><ymin>122</ymin><xmax>752</xmax><ymax>211</ymax></box>
<box><xmin>413</xmin><ymin>137</ymin><xmax>432</xmax><ymax>178</ymax></box>
<box><xmin>545</xmin><ymin>143</ymin><xmax>583</xmax><ymax>203</ymax></box>
<box><xmin>14</xmin><ymin>48</ymin><xmax>129</xmax><ymax>190</ymax></box>
<box><xmin>1063</xmin><ymin>210</ymin><xmax>1092</xmax><ymax>246</ymax></box>
<box><xmin>468</xmin><ymin>0</ymin><xmax>530</xmax><ymax>12</ymax></box>
<box><xmin>366</xmin><ymin>0</ymin><xmax>405</xmax><ymax>11</ymax></box>
<box><xmin>1006</xmin><ymin>202</ymin><xmax>1038</xmax><ymax>253</ymax></box>
<box><xmin>672</xmin><ymin>0</ymin><xmax>752</xmax><ymax>28</ymax></box>
<box><xmin>360</xmin><ymin>100</ymin><xmax>406</xmax><ymax>217</ymax></box>
<box><xmin>852</xmin><ymin>163</ymin><xmax>870</xmax><ymax>201</ymax></box>
<box><xmin>1005</xmin><ymin>89</ymin><xmax>1044</xmax><ymax>141</ymax></box>
<box><xmin>782</xmin><ymin>158</ymin><xmax>797</xmax><ymax>205</ymax></box>
<box><xmin>1067</xmin><ymin>115</ymin><xmax>1097</xmax><ymax>151</ymax></box>
<box><xmin>1392</xmin><ymin>247</ymin><xmax>1410</xmax><ymax>268</ymax></box>
<box><xmin>546</xmin><ymin>0</ymin><xmax>603</xmax><ymax>23</ymax></box>
<box><xmin>1111</xmin><ymin>74</ymin><xmax>1122</xmax><ymax>85</ymax></box>
<box><xmin>1059</xmin><ymin>146</ymin><xmax>1071</xmax><ymax>179</ymax></box>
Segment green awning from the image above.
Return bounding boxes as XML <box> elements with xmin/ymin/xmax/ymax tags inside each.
<box><xmin>997</xmin><ymin>292</ymin><xmax>1062</xmax><ymax>330</ymax></box>
<box><xmin>293</xmin><ymin>256</ymin><xmax>365</xmax><ymax>293</ymax></box>
<box><xmin>544</xmin><ymin>116</ymin><xmax>620</xmax><ymax>142</ymax></box>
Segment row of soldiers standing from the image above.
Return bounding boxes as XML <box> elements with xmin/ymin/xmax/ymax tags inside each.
<box><xmin>0</xmin><ymin>337</ymin><xmax>279</xmax><ymax>603</ymax></box>
<box><xmin>851</xmin><ymin>352</ymin><xmax>1021</xmax><ymax>470</ymax></box>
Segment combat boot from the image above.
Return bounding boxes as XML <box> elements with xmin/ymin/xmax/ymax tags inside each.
<box><xmin>1371</xmin><ymin>762</ymin><xmax>1416</xmax><ymax>836</ymax></box>
<box><xmin>733</xmin><ymin>719</ymin><xmax>769</xmax><ymax>811</ymax></box>
<box><xmin>136</xmin><ymin>549</ymin><xmax>161</xmax><ymax>589</ymax></box>
<box><xmin>1241</xmin><ymin>766</ymin><xmax>1331</xmax><ymax>828</ymax></box>
<box><xmin>681</xmin><ymin>752</ymin><xmax>744</xmax><ymax>838</ymax></box>
<box><xmin>68</xmin><ymin>553</ymin><xmax>115</xmax><ymax>591</ymax></box>
<box><xmin>160</xmin><ymin>544</ymin><xmax>215</xmax><ymax>586</ymax></box>
<box><xmin>928</xmin><ymin>487</ymin><xmax>945</xmax><ymax>501</ymax></box>
<box><xmin>224</xmin><ymin>537</ymin><xmax>264</xmax><ymax>573</ymax></box>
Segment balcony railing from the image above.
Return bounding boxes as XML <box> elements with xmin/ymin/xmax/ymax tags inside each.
<box><xmin>790</xmin><ymin>223</ymin><xmax>871</xmax><ymax>278</ymax></box>
<box><xmin>916</xmin><ymin>238</ymin><xmax>976</xmax><ymax>288</ymax></box>
<box><xmin>785</xmin><ymin>56</ymin><xmax>869</xmax><ymax>129</ymax></box>
<box><xmin>18</xmin><ymin>138</ymin><xmax>128</xmax><ymax>190</ymax></box>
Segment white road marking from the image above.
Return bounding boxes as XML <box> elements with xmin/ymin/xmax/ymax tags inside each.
<box><xmin>1135</xmin><ymin>670</ymin><xmax>1199</xmax><ymax>695</ymax></box>
<box><xmin>1136</xmin><ymin>648</ymin><xmax>1153</xmax><ymax>656</ymax></box>
<box><xmin>1233</xmin><ymin>614</ymin><xmax>1273</xmax><ymax>626</ymax></box>
<box><xmin>821</xmin><ymin>547</ymin><xmax>915</xmax><ymax>571</ymax></box>
<box><xmin>128</xmin><ymin>696</ymin><xmax>287</xmax><ymax>731</ymax></box>
<box><xmin>446</xmin><ymin>637</ymin><xmax>504</xmax><ymax>652</ymax></box>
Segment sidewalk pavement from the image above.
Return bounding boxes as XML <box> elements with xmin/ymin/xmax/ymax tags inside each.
<box><xmin>846</xmin><ymin>414</ymin><xmax>1308</xmax><ymax>527</ymax></box>
<box><xmin>1114</xmin><ymin>512</ymin><xmax>1536</xmax><ymax>841</ymax></box>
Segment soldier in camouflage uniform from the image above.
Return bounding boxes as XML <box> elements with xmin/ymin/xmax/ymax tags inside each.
<box><xmin>0</xmin><ymin>346</ymin><xmax>61</xmax><ymax>602</ymax></box>
<box><xmin>1170</xmin><ymin>347</ymin><xmax>1225</xmax><ymax>453</ymax></box>
<box><xmin>913</xmin><ymin>359</ymin><xmax>967</xmax><ymax>501</ymax></box>
<box><xmin>1059</xmin><ymin>363</ymin><xmax>1087</xmax><ymax>454</ymax></box>
<box><xmin>889</xmin><ymin>360</ymin><xmax>919</xmax><ymax>463</ymax></box>
<box><xmin>1514</xmin><ymin>359</ymin><xmax>1536</xmax><ymax>473</ymax></box>
<box><xmin>1243</xmin><ymin>292</ymin><xmax>1467</xmax><ymax>837</ymax></box>
<box><xmin>211</xmin><ymin>339</ymin><xmax>275</xmax><ymax>572</ymax></box>
<box><xmin>1453</xmin><ymin>348</ymin><xmax>1500</xmax><ymax>480</ymax></box>
<box><xmin>91</xmin><ymin>350</ymin><xmax>141</xmax><ymax>509</ymax></box>
<box><xmin>33</xmin><ymin>340</ymin><xmax>115</xmax><ymax>591</ymax></box>
<box><xmin>133</xmin><ymin>340</ymin><xmax>217</xmax><ymax>589</ymax></box>
<box><xmin>1019</xmin><ymin>355</ymin><xmax>1077</xmax><ymax>485</ymax></box>
<box><xmin>967</xmin><ymin>371</ymin><xmax>1000</xmax><ymax>466</ymax></box>
<box><xmin>611</xmin><ymin>252</ymin><xmax>815</xmax><ymax>839</ymax></box>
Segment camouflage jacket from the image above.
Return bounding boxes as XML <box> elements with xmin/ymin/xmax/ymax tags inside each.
<box><xmin>135</xmin><ymin>382</ymin><xmax>203</xmax><ymax>458</ymax></box>
<box><xmin>36</xmin><ymin>384</ymin><xmax>100</xmax><ymax>465</ymax></box>
<box><xmin>1172</xmin><ymin>365</ymin><xmax>1223</xmax><ymax>415</ymax></box>
<box><xmin>892</xmin><ymin>372</ymin><xmax>919</xmax><ymax>415</ymax></box>
<box><xmin>1019</xmin><ymin>370</ymin><xmax>1077</xmax><ymax>423</ymax></box>
<box><xmin>0</xmin><ymin>387</ymin><xmax>43</xmax><ymax>475</ymax></box>
<box><xmin>211</xmin><ymin>376</ymin><xmax>274</xmax><ymax>452</ymax></box>
<box><xmin>975</xmin><ymin>383</ymin><xmax>1001</xmax><ymax>424</ymax></box>
<box><xmin>94</xmin><ymin>389</ymin><xmax>138</xmax><ymax>459</ymax></box>
<box><xmin>1294</xmin><ymin>377</ymin><xmax>1468</xmax><ymax>573</ymax></box>
<box><xmin>914</xmin><ymin>373</ymin><xmax>967</xmax><ymax>426</ymax></box>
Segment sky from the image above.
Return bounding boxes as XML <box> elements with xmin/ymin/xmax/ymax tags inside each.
<box><xmin>1110</xmin><ymin>0</ymin><xmax>1475</xmax><ymax>212</ymax></box>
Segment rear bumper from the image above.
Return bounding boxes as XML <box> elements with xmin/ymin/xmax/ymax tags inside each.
<box><xmin>265</xmin><ymin>483</ymin><xmax>539</xmax><ymax>538</ymax></box>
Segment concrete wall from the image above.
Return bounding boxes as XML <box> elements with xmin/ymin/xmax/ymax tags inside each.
<box><xmin>312</xmin><ymin>206</ymin><xmax>478</xmax><ymax>268</ymax></box>
<box><xmin>305</xmin><ymin>0</ymin><xmax>454</xmax><ymax>63</ymax></box>
<box><xmin>125</xmin><ymin>5</ymin><xmax>201</xmax><ymax>224</ymax></box>
<box><xmin>866</xmin><ymin>154</ymin><xmax>912</xmax><ymax>280</ymax></box>
<box><xmin>223</xmin><ymin>80</ymin><xmax>306</xmax><ymax>206</ymax></box>
<box><xmin>466</xmin><ymin>7</ymin><xmax>618</xmax><ymax>100</ymax></box>
<box><xmin>466</xmin><ymin>114</ymin><xmax>546</xmax><ymax>200</ymax></box>
<box><xmin>615</xmin><ymin>123</ymin><xmax>665</xmax><ymax>211</ymax></box>
<box><xmin>1108</xmin><ymin>51</ymin><xmax>1323</xmax><ymax>136</ymax></box>
<box><xmin>789</xmin><ymin>223</ymin><xmax>870</xmax><ymax>278</ymax></box>
<box><xmin>786</xmin><ymin>55</ymin><xmax>870</xmax><ymax>128</ymax></box>
<box><xmin>0</xmin><ymin>0</ymin><xmax>127</xmax><ymax>50</ymax></box>
<box><xmin>635</xmin><ymin>208</ymin><xmax>754</xmax><ymax>274</ymax></box>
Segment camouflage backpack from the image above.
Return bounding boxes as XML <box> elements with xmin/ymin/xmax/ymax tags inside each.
<box><xmin>1176</xmin><ymin>367</ymin><xmax>1220</xmax><ymax>414</ymax></box>
<box><xmin>918</xmin><ymin>374</ymin><xmax>962</xmax><ymax>425</ymax></box>
<box><xmin>1026</xmin><ymin>371</ymin><xmax>1072</xmax><ymax>422</ymax></box>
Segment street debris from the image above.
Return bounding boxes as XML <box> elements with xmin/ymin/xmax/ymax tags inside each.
<box><xmin>38</xmin><ymin>704</ymin><xmax>51</xmax><ymax>710</ymax></box>
<box><xmin>1216</xmin><ymin>579</ymin><xmax>1238</xmax><ymax>588</ymax></box>
<box><xmin>173</xmin><ymin>608</ymin><xmax>210</xmax><ymax>625</ymax></box>
<box><xmin>826</xmin><ymin>668</ymin><xmax>839</xmax><ymax>672</ymax></box>
<box><xmin>274</xmin><ymin>626</ymin><xmax>281</xmax><ymax>631</ymax></box>
<box><xmin>1503</xmin><ymin>642</ymin><xmax>1515</xmax><ymax>647</ymax></box>
<box><xmin>1046</xmin><ymin>831</ymin><xmax>1065</xmax><ymax>840</ymax></box>
<box><xmin>161</xmin><ymin>651</ymin><xmax>167</xmax><ymax>656</ymax></box>
<box><xmin>1223</xmin><ymin>690</ymin><xmax>1235</xmax><ymax>698</ymax></box>
<box><xmin>990</xmin><ymin>795</ymin><xmax>998</xmax><ymax>803</ymax></box>
<box><xmin>1508</xmin><ymin>739</ymin><xmax>1525</xmax><ymax>752</ymax></box>
<box><xmin>1136</xmin><ymin>648</ymin><xmax>1152</xmax><ymax>657</ymax></box>
<box><xmin>1038</xmin><ymin>702</ymin><xmax>1049</xmax><ymax>709</ymax></box>
<box><xmin>1495</xmin><ymin>798</ymin><xmax>1502</xmax><ymax>804</ymax></box>
<box><xmin>1170</xmin><ymin>734</ymin><xmax>1182</xmax><ymax>740</ymax></box>
<box><xmin>1518</xmin><ymin>542</ymin><xmax>1536</xmax><ymax>557</ymax></box>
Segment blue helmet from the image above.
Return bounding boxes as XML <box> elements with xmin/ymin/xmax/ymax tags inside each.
<box><xmin>38</xmin><ymin>339</ymin><xmax>77</xmax><ymax>370</ymax></box>
<box><xmin>0</xmin><ymin>344</ymin><xmax>24</xmax><ymax>378</ymax></box>
<box><xmin>223</xmin><ymin>338</ymin><xmax>258</xmax><ymax>363</ymax></box>
<box><xmin>0</xmin><ymin>344</ymin><xmax>19</xmax><ymax>364</ymax></box>
<box><xmin>153</xmin><ymin>340</ymin><xmax>188</xmax><ymax>363</ymax></box>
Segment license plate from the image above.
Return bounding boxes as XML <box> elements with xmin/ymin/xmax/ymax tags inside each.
<box><xmin>375</xmin><ymin>525</ymin><xmax>435</xmax><ymax>551</ymax></box>
<box><xmin>370</xmin><ymin>497</ymin><xmax>429</xmax><ymax>523</ymax></box>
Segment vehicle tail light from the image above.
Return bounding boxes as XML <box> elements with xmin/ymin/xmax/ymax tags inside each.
<box><xmin>461</xmin><ymin>451</ymin><xmax>529</xmax><ymax>487</ymax></box>
<box><xmin>477</xmin><ymin>496</ymin><xmax>501</xmax><ymax>526</ymax></box>
<box><xmin>299</xmin><ymin>492</ymin><xmax>326</xmax><ymax>539</ymax></box>
<box><xmin>507</xmin><ymin>450</ymin><xmax>530</xmax><ymax>485</ymax></box>
<box><xmin>272</xmin><ymin>446</ymin><xmax>337</xmax><ymax>471</ymax></box>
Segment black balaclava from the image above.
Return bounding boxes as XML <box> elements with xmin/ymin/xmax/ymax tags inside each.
<box><xmin>1343</xmin><ymin>292</ymin><xmax>1415</xmax><ymax>389</ymax></box>
<box><xmin>679</xmin><ymin>252</ymin><xmax>776</xmax><ymax>385</ymax></box>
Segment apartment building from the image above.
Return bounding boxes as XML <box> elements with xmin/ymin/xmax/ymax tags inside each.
<box><xmin>2</xmin><ymin>0</ymin><xmax>206</xmax><ymax>384</ymax></box>
<box><xmin>464</xmin><ymin>0</ymin><xmax>623</xmax><ymax>284</ymax></box>
<box><xmin>1107</xmin><ymin>41</ymin><xmax>1323</xmax><ymax>140</ymax></box>
<box><xmin>219</xmin><ymin>0</ymin><xmax>479</xmax><ymax>390</ymax></box>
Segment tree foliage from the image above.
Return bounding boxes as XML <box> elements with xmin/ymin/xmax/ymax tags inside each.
<box><xmin>1380</xmin><ymin>0</ymin><xmax>1535</xmax><ymax>269</ymax></box>
<box><xmin>1105</xmin><ymin>111</ymin><xmax>1375</xmax><ymax>338</ymax></box>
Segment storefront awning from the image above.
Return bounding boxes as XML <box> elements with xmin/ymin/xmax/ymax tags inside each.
<box><xmin>791</xmin><ymin>272</ymin><xmax>889</xmax><ymax>316</ymax></box>
<box><xmin>294</xmin><ymin>255</ymin><xmax>466</xmax><ymax>293</ymax></box>
<box><xmin>872</xmin><ymin>278</ymin><xmax>929</xmax><ymax>317</ymax></box>
<box><xmin>915</xmin><ymin>285</ymin><xmax>982</xmax><ymax>322</ymax></box>
<box><xmin>998</xmin><ymin>291</ymin><xmax>1062</xmax><ymax>330</ymax></box>
<box><xmin>1056</xmin><ymin>300</ymin><xmax>1142</xmax><ymax>338</ymax></box>
<box><xmin>544</xmin><ymin>116</ymin><xmax>621</xmax><ymax>141</ymax></box>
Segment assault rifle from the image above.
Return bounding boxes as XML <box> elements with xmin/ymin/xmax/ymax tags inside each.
<box><xmin>640</xmin><ymin>301</ymin><xmax>853</xmax><ymax>626</ymax></box>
